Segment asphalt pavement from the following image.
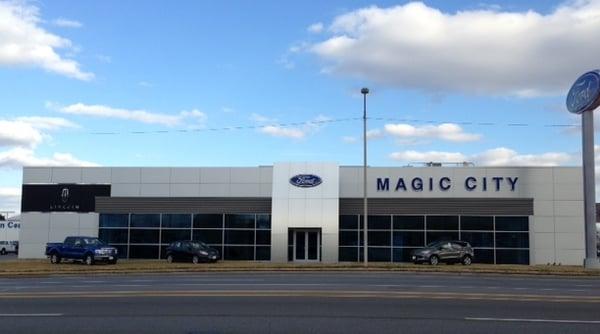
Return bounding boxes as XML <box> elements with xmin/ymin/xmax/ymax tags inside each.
<box><xmin>1</xmin><ymin>271</ymin><xmax>600</xmax><ymax>333</ymax></box>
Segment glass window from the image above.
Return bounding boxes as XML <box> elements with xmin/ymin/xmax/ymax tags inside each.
<box><xmin>393</xmin><ymin>231</ymin><xmax>425</xmax><ymax>247</ymax></box>
<box><xmin>393</xmin><ymin>216</ymin><xmax>424</xmax><ymax>230</ymax></box>
<box><xmin>161</xmin><ymin>229</ymin><xmax>191</xmax><ymax>244</ymax></box>
<box><xmin>224</xmin><ymin>246</ymin><xmax>254</xmax><ymax>260</ymax></box>
<box><xmin>495</xmin><ymin>217</ymin><xmax>528</xmax><ymax>231</ymax></box>
<box><xmin>256</xmin><ymin>230</ymin><xmax>271</xmax><ymax>245</ymax></box>
<box><xmin>393</xmin><ymin>248</ymin><xmax>419</xmax><ymax>263</ymax></box>
<box><xmin>99</xmin><ymin>214</ymin><xmax>129</xmax><ymax>228</ymax></box>
<box><xmin>496</xmin><ymin>249</ymin><xmax>529</xmax><ymax>264</ymax></box>
<box><xmin>339</xmin><ymin>231</ymin><xmax>359</xmax><ymax>246</ymax></box>
<box><xmin>225</xmin><ymin>230</ymin><xmax>255</xmax><ymax>245</ymax></box>
<box><xmin>193</xmin><ymin>214</ymin><xmax>222</xmax><ymax>228</ymax></box>
<box><xmin>162</xmin><ymin>214</ymin><xmax>191</xmax><ymax>228</ymax></box>
<box><xmin>339</xmin><ymin>215</ymin><xmax>358</xmax><ymax>229</ymax></box>
<box><xmin>366</xmin><ymin>231</ymin><xmax>391</xmax><ymax>246</ymax></box>
<box><xmin>225</xmin><ymin>214</ymin><xmax>255</xmax><ymax>229</ymax></box>
<box><xmin>368</xmin><ymin>247</ymin><xmax>391</xmax><ymax>262</ymax></box>
<box><xmin>99</xmin><ymin>229</ymin><xmax>128</xmax><ymax>244</ymax></box>
<box><xmin>130</xmin><ymin>229</ymin><xmax>159</xmax><ymax>244</ymax></box>
<box><xmin>495</xmin><ymin>232</ymin><xmax>529</xmax><ymax>248</ymax></box>
<box><xmin>426</xmin><ymin>231</ymin><xmax>459</xmax><ymax>244</ymax></box>
<box><xmin>426</xmin><ymin>216</ymin><xmax>459</xmax><ymax>230</ymax></box>
<box><xmin>130</xmin><ymin>214</ymin><xmax>160</xmax><ymax>228</ymax></box>
<box><xmin>129</xmin><ymin>245</ymin><xmax>158</xmax><ymax>259</ymax></box>
<box><xmin>339</xmin><ymin>247</ymin><xmax>359</xmax><ymax>262</ymax></box>
<box><xmin>192</xmin><ymin>229</ymin><xmax>222</xmax><ymax>244</ymax></box>
<box><xmin>361</xmin><ymin>215</ymin><xmax>391</xmax><ymax>230</ymax></box>
<box><xmin>461</xmin><ymin>216</ymin><xmax>493</xmax><ymax>231</ymax></box>
<box><xmin>256</xmin><ymin>214</ymin><xmax>271</xmax><ymax>229</ymax></box>
<box><xmin>472</xmin><ymin>249</ymin><xmax>494</xmax><ymax>264</ymax></box>
<box><xmin>460</xmin><ymin>232</ymin><xmax>494</xmax><ymax>248</ymax></box>
<box><xmin>256</xmin><ymin>246</ymin><xmax>271</xmax><ymax>261</ymax></box>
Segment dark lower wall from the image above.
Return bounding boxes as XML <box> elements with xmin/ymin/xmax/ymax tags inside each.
<box><xmin>95</xmin><ymin>197</ymin><xmax>272</xmax><ymax>214</ymax></box>
<box><xmin>339</xmin><ymin>198</ymin><xmax>533</xmax><ymax>216</ymax></box>
<box><xmin>96</xmin><ymin>197</ymin><xmax>533</xmax><ymax>216</ymax></box>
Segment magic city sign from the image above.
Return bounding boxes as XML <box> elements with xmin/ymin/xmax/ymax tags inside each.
<box><xmin>376</xmin><ymin>176</ymin><xmax>518</xmax><ymax>192</ymax></box>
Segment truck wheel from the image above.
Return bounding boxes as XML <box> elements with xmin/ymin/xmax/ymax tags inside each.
<box><xmin>84</xmin><ymin>254</ymin><xmax>94</xmax><ymax>266</ymax></box>
<box><xmin>50</xmin><ymin>253</ymin><xmax>61</xmax><ymax>264</ymax></box>
<box><xmin>192</xmin><ymin>255</ymin><xmax>199</xmax><ymax>264</ymax></box>
<box><xmin>429</xmin><ymin>255</ymin><xmax>439</xmax><ymax>266</ymax></box>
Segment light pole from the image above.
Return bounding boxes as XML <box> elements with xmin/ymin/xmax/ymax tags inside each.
<box><xmin>361</xmin><ymin>87</ymin><xmax>369</xmax><ymax>266</ymax></box>
<box><xmin>566</xmin><ymin>70</ymin><xmax>600</xmax><ymax>269</ymax></box>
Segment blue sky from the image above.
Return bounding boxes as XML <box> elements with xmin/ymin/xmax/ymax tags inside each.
<box><xmin>1</xmin><ymin>0</ymin><xmax>599</xmax><ymax>214</ymax></box>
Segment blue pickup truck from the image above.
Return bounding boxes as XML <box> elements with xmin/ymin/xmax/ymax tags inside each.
<box><xmin>46</xmin><ymin>236</ymin><xmax>118</xmax><ymax>265</ymax></box>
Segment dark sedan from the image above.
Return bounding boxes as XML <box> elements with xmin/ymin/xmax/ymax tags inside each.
<box><xmin>165</xmin><ymin>241</ymin><xmax>220</xmax><ymax>264</ymax></box>
<box><xmin>411</xmin><ymin>240</ymin><xmax>474</xmax><ymax>265</ymax></box>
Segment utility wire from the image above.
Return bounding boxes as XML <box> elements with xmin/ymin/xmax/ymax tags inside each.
<box><xmin>81</xmin><ymin>116</ymin><xmax>579</xmax><ymax>136</ymax></box>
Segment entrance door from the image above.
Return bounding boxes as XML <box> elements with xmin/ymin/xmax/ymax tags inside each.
<box><xmin>293</xmin><ymin>230</ymin><xmax>320</xmax><ymax>262</ymax></box>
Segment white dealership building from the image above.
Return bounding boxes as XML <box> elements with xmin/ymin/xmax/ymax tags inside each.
<box><xmin>18</xmin><ymin>163</ymin><xmax>585</xmax><ymax>265</ymax></box>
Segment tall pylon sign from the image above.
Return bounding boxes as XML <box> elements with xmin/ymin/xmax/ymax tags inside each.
<box><xmin>566</xmin><ymin>70</ymin><xmax>600</xmax><ymax>269</ymax></box>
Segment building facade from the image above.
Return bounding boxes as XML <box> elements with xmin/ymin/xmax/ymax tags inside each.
<box><xmin>19</xmin><ymin>163</ymin><xmax>585</xmax><ymax>265</ymax></box>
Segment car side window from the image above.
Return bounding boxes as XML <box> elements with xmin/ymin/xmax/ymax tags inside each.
<box><xmin>64</xmin><ymin>237</ymin><xmax>73</xmax><ymax>246</ymax></box>
<box><xmin>74</xmin><ymin>238</ymin><xmax>82</xmax><ymax>247</ymax></box>
<box><xmin>175</xmin><ymin>242</ymin><xmax>181</xmax><ymax>248</ymax></box>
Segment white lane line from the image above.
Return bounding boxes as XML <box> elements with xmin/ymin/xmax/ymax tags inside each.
<box><xmin>0</xmin><ymin>314</ymin><xmax>63</xmax><ymax>317</ymax></box>
<box><xmin>466</xmin><ymin>317</ymin><xmax>600</xmax><ymax>324</ymax></box>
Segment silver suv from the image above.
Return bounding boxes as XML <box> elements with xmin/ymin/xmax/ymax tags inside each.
<box><xmin>411</xmin><ymin>241</ymin><xmax>474</xmax><ymax>265</ymax></box>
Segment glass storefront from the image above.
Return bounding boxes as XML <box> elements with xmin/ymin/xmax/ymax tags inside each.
<box><xmin>339</xmin><ymin>215</ymin><xmax>529</xmax><ymax>264</ymax></box>
<box><xmin>99</xmin><ymin>213</ymin><xmax>271</xmax><ymax>260</ymax></box>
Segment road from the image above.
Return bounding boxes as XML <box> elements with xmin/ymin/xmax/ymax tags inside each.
<box><xmin>1</xmin><ymin>271</ymin><xmax>600</xmax><ymax>333</ymax></box>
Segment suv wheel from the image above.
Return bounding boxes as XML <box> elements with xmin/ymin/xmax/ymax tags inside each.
<box><xmin>192</xmin><ymin>255</ymin><xmax>199</xmax><ymax>264</ymax></box>
<box><xmin>50</xmin><ymin>253</ymin><xmax>61</xmax><ymax>264</ymax></box>
<box><xmin>429</xmin><ymin>255</ymin><xmax>439</xmax><ymax>266</ymax></box>
<box><xmin>0</xmin><ymin>248</ymin><xmax>5</xmax><ymax>255</ymax></box>
<box><xmin>166</xmin><ymin>255</ymin><xmax>174</xmax><ymax>263</ymax></box>
<box><xmin>462</xmin><ymin>255</ymin><xmax>472</xmax><ymax>266</ymax></box>
<box><xmin>85</xmin><ymin>254</ymin><xmax>94</xmax><ymax>266</ymax></box>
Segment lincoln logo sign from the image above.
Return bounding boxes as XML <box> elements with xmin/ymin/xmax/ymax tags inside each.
<box><xmin>290</xmin><ymin>174</ymin><xmax>322</xmax><ymax>188</ymax></box>
<box><xmin>61</xmin><ymin>188</ymin><xmax>70</xmax><ymax>203</ymax></box>
<box><xmin>376</xmin><ymin>176</ymin><xmax>518</xmax><ymax>192</ymax></box>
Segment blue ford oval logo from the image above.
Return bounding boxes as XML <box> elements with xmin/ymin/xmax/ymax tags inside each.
<box><xmin>567</xmin><ymin>70</ymin><xmax>600</xmax><ymax>114</ymax></box>
<box><xmin>290</xmin><ymin>174</ymin><xmax>322</xmax><ymax>188</ymax></box>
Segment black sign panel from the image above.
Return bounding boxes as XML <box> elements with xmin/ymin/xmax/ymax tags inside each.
<box><xmin>21</xmin><ymin>184</ymin><xmax>111</xmax><ymax>213</ymax></box>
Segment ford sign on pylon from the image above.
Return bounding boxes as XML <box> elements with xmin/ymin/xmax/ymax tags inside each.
<box><xmin>289</xmin><ymin>174</ymin><xmax>322</xmax><ymax>188</ymax></box>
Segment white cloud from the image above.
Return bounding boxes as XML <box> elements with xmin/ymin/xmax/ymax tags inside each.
<box><xmin>473</xmin><ymin>147</ymin><xmax>572</xmax><ymax>166</ymax></box>
<box><xmin>54</xmin><ymin>103</ymin><xmax>207</xmax><ymax>127</ymax></box>
<box><xmin>260</xmin><ymin>126</ymin><xmax>305</xmax><ymax>139</ymax></box>
<box><xmin>252</xmin><ymin>113</ymin><xmax>331</xmax><ymax>140</ymax></box>
<box><xmin>311</xmin><ymin>1</ymin><xmax>600</xmax><ymax>96</ymax></box>
<box><xmin>0</xmin><ymin>120</ymin><xmax>43</xmax><ymax>148</ymax></box>
<box><xmin>0</xmin><ymin>187</ymin><xmax>20</xmax><ymax>214</ymax></box>
<box><xmin>52</xmin><ymin>18</ymin><xmax>82</xmax><ymax>28</ymax></box>
<box><xmin>389</xmin><ymin>147</ymin><xmax>572</xmax><ymax>166</ymax></box>
<box><xmin>390</xmin><ymin>150</ymin><xmax>467</xmax><ymax>163</ymax></box>
<box><xmin>342</xmin><ymin>136</ymin><xmax>358</xmax><ymax>144</ymax></box>
<box><xmin>0</xmin><ymin>2</ymin><xmax>93</xmax><ymax>80</ymax></box>
<box><xmin>15</xmin><ymin>116</ymin><xmax>78</xmax><ymax>130</ymax></box>
<box><xmin>307</xmin><ymin>22</ymin><xmax>324</xmax><ymax>33</ymax></box>
<box><xmin>0</xmin><ymin>147</ymin><xmax>98</xmax><ymax>169</ymax></box>
<box><xmin>385</xmin><ymin>123</ymin><xmax>481</xmax><ymax>142</ymax></box>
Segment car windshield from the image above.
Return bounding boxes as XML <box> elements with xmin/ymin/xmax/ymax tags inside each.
<box><xmin>190</xmin><ymin>242</ymin><xmax>208</xmax><ymax>249</ymax></box>
<box><xmin>82</xmin><ymin>238</ymin><xmax>105</xmax><ymax>246</ymax></box>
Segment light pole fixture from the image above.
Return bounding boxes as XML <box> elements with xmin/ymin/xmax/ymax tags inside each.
<box><xmin>566</xmin><ymin>70</ymin><xmax>600</xmax><ymax>269</ymax></box>
<box><xmin>361</xmin><ymin>87</ymin><xmax>369</xmax><ymax>266</ymax></box>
